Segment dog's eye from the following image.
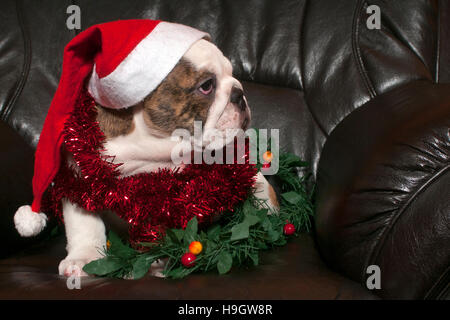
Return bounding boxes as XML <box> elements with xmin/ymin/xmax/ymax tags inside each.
<box><xmin>198</xmin><ymin>79</ymin><xmax>215</xmax><ymax>95</ymax></box>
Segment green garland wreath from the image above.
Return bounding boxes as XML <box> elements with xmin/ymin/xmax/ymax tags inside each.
<box><xmin>83</xmin><ymin>151</ymin><xmax>314</xmax><ymax>279</ymax></box>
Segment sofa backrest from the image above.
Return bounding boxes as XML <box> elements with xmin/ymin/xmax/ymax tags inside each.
<box><xmin>302</xmin><ymin>0</ymin><xmax>449</xmax><ymax>137</ymax></box>
<box><xmin>0</xmin><ymin>0</ymin><xmax>448</xmax><ymax>153</ymax></box>
<box><xmin>0</xmin><ymin>0</ymin><xmax>308</xmax><ymax>148</ymax></box>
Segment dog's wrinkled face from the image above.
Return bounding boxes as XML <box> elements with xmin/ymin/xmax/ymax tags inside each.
<box><xmin>98</xmin><ymin>39</ymin><xmax>250</xmax><ymax>139</ymax></box>
<box><xmin>97</xmin><ymin>39</ymin><xmax>250</xmax><ymax>175</ymax></box>
<box><xmin>142</xmin><ymin>39</ymin><xmax>250</xmax><ymax>140</ymax></box>
<box><xmin>141</xmin><ymin>58</ymin><xmax>213</xmax><ymax>136</ymax></box>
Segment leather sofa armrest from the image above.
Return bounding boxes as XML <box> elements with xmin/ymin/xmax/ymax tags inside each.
<box><xmin>0</xmin><ymin>121</ymin><xmax>53</xmax><ymax>258</ymax></box>
<box><xmin>315</xmin><ymin>80</ymin><xmax>450</xmax><ymax>299</ymax></box>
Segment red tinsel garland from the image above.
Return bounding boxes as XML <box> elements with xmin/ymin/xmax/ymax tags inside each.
<box><xmin>43</xmin><ymin>91</ymin><xmax>257</xmax><ymax>245</ymax></box>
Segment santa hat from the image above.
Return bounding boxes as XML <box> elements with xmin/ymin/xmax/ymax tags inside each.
<box><xmin>14</xmin><ymin>19</ymin><xmax>209</xmax><ymax>237</ymax></box>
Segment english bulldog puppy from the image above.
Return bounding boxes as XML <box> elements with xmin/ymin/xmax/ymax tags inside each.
<box><xmin>59</xmin><ymin>39</ymin><xmax>279</xmax><ymax>277</ymax></box>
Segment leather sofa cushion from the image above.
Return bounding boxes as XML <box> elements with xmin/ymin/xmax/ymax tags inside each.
<box><xmin>0</xmin><ymin>233</ymin><xmax>378</xmax><ymax>299</ymax></box>
<box><xmin>316</xmin><ymin>81</ymin><xmax>450</xmax><ymax>299</ymax></box>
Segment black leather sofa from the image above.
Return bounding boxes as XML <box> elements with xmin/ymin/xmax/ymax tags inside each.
<box><xmin>0</xmin><ymin>0</ymin><xmax>448</xmax><ymax>300</ymax></box>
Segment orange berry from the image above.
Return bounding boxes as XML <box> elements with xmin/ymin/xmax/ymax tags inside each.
<box><xmin>263</xmin><ymin>151</ymin><xmax>273</xmax><ymax>162</ymax></box>
<box><xmin>189</xmin><ymin>241</ymin><xmax>203</xmax><ymax>255</ymax></box>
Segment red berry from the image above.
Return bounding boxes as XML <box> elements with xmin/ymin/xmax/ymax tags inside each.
<box><xmin>181</xmin><ymin>252</ymin><xmax>196</xmax><ymax>268</ymax></box>
<box><xmin>262</xmin><ymin>162</ymin><xmax>271</xmax><ymax>169</ymax></box>
<box><xmin>283</xmin><ymin>223</ymin><xmax>296</xmax><ymax>235</ymax></box>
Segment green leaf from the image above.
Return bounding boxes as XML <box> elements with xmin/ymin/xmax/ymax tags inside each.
<box><xmin>83</xmin><ymin>256</ymin><xmax>123</xmax><ymax>276</ymax></box>
<box><xmin>243</xmin><ymin>213</ymin><xmax>260</xmax><ymax>227</ymax></box>
<box><xmin>268</xmin><ymin>228</ymin><xmax>281</xmax><ymax>242</ymax></box>
<box><xmin>255</xmin><ymin>208</ymin><xmax>269</xmax><ymax>218</ymax></box>
<box><xmin>242</xmin><ymin>199</ymin><xmax>256</xmax><ymax>215</ymax></box>
<box><xmin>217</xmin><ymin>251</ymin><xmax>233</xmax><ymax>274</ymax></box>
<box><xmin>230</xmin><ymin>222</ymin><xmax>249</xmax><ymax>241</ymax></box>
<box><xmin>207</xmin><ymin>224</ymin><xmax>221</xmax><ymax>241</ymax></box>
<box><xmin>205</xmin><ymin>240</ymin><xmax>218</xmax><ymax>254</ymax></box>
<box><xmin>184</xmin><ymin>217</ymin><xmax>198</xmax><ymax>244</ymax></box>
<box><xmin>132</xmin><ymin>255</ymin><xmax>154</xmax><ymax>279</ymax></box>
<box><xmin>108</xmin><ymin>231</ymin><xmax>136</xmax><ymax>259</ymax></box>
<box><xmin>261</xmin><ymin>217</ymin><xmax>273</xmax><ymax>232</ymax></box>
<box><xmin>185</xmin><ymin>217</ymin><xmax>198</xmax><ymax>234</ymax></box>
<box><xmin>172</xmin><ymin>229</ymin><xmax>185</xmax><ymax>242</ymax></box>
<box><xmin>281</xmin><ymin>191</ymin><xmax>303</xmax><ymax>205</ymax></box>
<box><xmin>275</xmin><ymin>237</ymin><xmax>287</xmax><ymax>246</ymax></box>
<box><xmin>229</xmin><ymin>210</ymin><xmax>260</xmax><ymax>242</ymax></box>
<box><xmin>166</xmin><ymin>228</ymin><xmax>184</xmax><ymax>244</ymax></box>
<box><xmin>164</xmin><ymin>266</ymin><xmax>193</xmax><ymax>279</ymax></box>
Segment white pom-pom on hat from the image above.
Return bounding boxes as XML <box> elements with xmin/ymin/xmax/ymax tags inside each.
<box><xmin>14</xmin><ymin>205</ymin><xmax>47</xmax><ymax>237</ymax></box>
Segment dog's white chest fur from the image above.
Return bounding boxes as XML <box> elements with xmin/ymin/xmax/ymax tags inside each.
<box><xmin>103</xmin><ymin>110</ymin><xmax>179</xmax><ymax>176</ymax></box>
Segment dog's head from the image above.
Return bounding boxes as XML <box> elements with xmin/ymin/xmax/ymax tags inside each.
<box><xmin>142</xmin><ymin>39</ymin><xmax>250</xmax><ymax>137</ymax></box>
<box><xmin>96</xmin><ymin>39</ymin><xmax>250</xmax><ymax>174</ymax></box>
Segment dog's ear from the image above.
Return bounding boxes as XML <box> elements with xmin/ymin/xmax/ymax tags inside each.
<box><xmin>96</xmin><ymin>104</ymin><xmax>135</xmax><ymax>138</ymax></box>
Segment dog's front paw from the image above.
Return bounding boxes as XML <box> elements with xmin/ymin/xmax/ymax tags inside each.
<box><xmin>58</xmin><ymin>249</ymin><xmax>104</xmax><ymax>277</ymax></box>
<box><xmin>264</xmin><ymin>186</ymin><xmax>280</xmax><ymax>214</ymax></box>
<box><xmin>254</xmin><ymin>172</ymin><xmax>279</xmax><ymax>214</ymax></box>
<box><xmin>259</xmin><ymin>186</ymin><xmax>279</xmax><ymax>214</ymax></box>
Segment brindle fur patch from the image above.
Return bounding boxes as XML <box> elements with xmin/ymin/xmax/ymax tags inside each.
<box><xmin>96</xmin><ymin>105</ymin><xmax>134</xmax><ymax>138</ymax></box>
<box><xmin>95</xmin><ymin>58</ymin><xmax>214</xmax><ymax>138</ymax></box>
<box><xmin>142</xmin><ymin>58</ymin><xmax>215</xmax><ymax>135</ymax></box>
<box><xmin>268</xmin><ymin>184</ymin><xmax>280</xmax><ymax>209</ymax></box>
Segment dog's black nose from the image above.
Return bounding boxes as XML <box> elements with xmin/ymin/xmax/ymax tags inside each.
<box><xmin>230</xmin><ymin>86</ymin><xmax>245</xmax><ymax>110</ymax></box>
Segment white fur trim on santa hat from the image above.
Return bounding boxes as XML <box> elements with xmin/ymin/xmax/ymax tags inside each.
<box><xmin>88</xmin><ymin>21</ymin><xmax>210</xmax><ymax>109</ymax></box>
<box><xmin>14</xmin><ymin>205</ymin><xmax>47</xmax><ymax>237</ymax></box>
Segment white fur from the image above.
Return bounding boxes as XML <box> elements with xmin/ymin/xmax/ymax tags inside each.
<box><xmin>102</xmin><ymin>110</ymin><xmax>179</xmax><ymax>176</ymax></box>
<box><xmin>60</xmin><ymin>39</ymin><xmax>275</xmax><ymax>277</ymax></box>
<box><xmin>184</xmin><ymin>40</ymin><xmax>248</xmax><ymax>136</ymax></box>
<box><xmin>14</xmin><ymin>205</ymin><xmax>47</xmax><ymax>237</ymax></box>
<box><xmin>254</xmin><ymin>172</ymin><xmax>277</xmax><ymax>213</ymax></box>
<box><xmin>58</xmin><ymin>200</ymin><xmax>106</xmax><ymax>276</ymax></box>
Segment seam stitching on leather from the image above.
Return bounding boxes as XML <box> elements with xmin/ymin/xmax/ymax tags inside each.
<box><xmin>299</xmin><ymin>0</ymin><xmax>329</xmax><ymax>138</ymax></box>
<box><xmin>435</xmin><ymin>0</ymin><xmax>441</xmax><ymax>82</ymax></box>
<box><xmin>366</xmin><ymin>164</ymin><xmax>450</xmax><ymax>279</ymax></box>
<box><xmin>298</xmin><ymin>0</ymin><xmax>307</xmax><ymax>91</ymax></box>
<box><xmin>374</xmin><ymin>5</ymin><xmax>433</xmax><ymax>81</ymax></box>
<box><xmin>351</xmin><ymin>0</ymin><xmax>377</xmax><ymax>99</ymax></box>
<box><xmin>1</xmin><ymin>0</ymin><xmax>32</xmax><ymax>122</ymax></box>
<box><xmin>304</xmin><ymin>96</ymin><xmax>329</xmax><ymax>139</ymax></box>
